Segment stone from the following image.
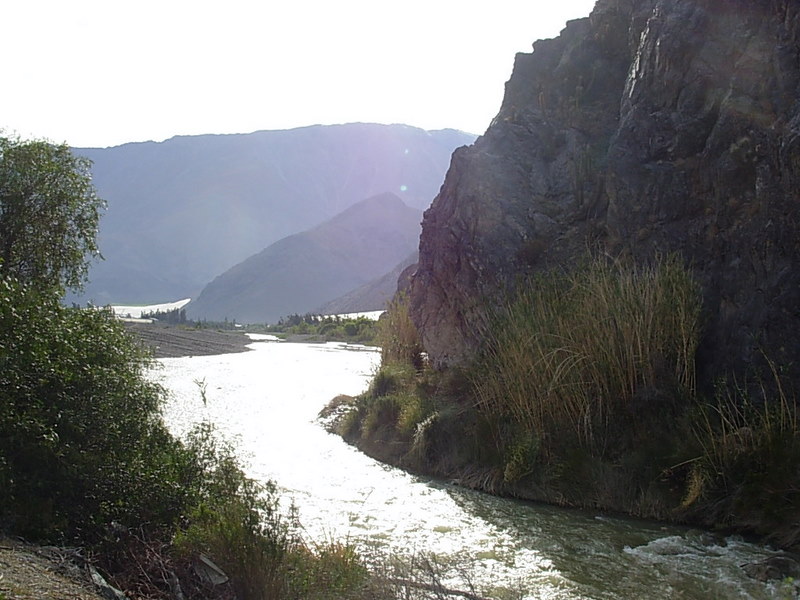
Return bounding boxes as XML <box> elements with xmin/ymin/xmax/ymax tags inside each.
<box><xmin>410</xmin><ymin>0</ymin><xmax>800</xmax><ymax>393</ymax></box>
<box><xmin>742</xmin><ymin>555</ymin><xmax>800</xmax><ymax>582</ymax></box>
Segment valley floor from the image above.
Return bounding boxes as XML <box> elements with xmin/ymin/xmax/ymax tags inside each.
<box><xmin>124</xmin><ymin>322</ymin><xmax>253</xmax><ymax>358</ymax></box>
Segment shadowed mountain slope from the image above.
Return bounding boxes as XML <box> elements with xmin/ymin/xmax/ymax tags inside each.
<box><xmin>314</xmin><ymin>252</ymin><xmax>418</xmax><ymax>315</ymax></box>
<box><xmin>186</xmin><ymin>193</ymin><xmax>421</xmax><ymax>324</ymax></box>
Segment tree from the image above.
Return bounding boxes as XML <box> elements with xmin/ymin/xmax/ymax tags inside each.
<box><xmin>0</xmin><ymin>135</ymin><xmax>104</xmax><ymax>292</ymax></box>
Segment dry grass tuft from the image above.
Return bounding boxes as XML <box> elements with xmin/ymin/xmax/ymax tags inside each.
<box><xmin>473</xmin><ymin>254</ymin><xmax>701</xmax><ymax>455</ymax></box>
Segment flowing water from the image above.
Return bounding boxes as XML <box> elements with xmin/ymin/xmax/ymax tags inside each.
<box><xmin>153</xmin><ymin>337</ymin><xmax>796</xmax><ymax>599</ymax></box>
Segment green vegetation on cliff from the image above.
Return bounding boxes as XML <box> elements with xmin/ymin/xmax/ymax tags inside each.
<box><xmin>339</xmin><ymin>255</ymin><xmax>800</xmax><ymax>548</ymax></box>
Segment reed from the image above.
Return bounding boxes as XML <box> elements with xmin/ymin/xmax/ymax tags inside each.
<box><xmin>687</xmin><ymin>359</ymin><xmax>800</xmax><ymax>544</ymax></box>
<box><xmin>473</xmin><ymin>254</ymin><xmax>702</xmax><ymax>456</ymax></box>
<box><xmin>378</xmin><ymin>292</ymin><xmax>424</xmax><ymax>369</ymax></box>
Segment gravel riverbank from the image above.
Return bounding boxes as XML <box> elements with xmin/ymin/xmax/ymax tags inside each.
<box><xmin>124</xmin><ymin>322</ymin><xmax>254</xmax><ymax>358</ymax></box>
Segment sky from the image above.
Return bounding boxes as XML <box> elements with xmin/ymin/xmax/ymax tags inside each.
<box><xmin>2</xmin><ymin>0</ymin><xmax>597</xmax><ymax>148</ymax></box>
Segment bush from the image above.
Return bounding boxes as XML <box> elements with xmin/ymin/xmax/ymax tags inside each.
<box><xmin>377</xmin><ymin>293</ymin><xmax>423</xmax><ymax>369</ymax></box>
<box><xmin>0</xmin><ymin>278</ymin><xmax>197</xmax><ymax>541</ymax></box>
<box><xmin>175</xmin><ymin>424</ymin><xmax>293</xmax><ymax>599</ymax></box>
<box><xmin>175</xmin><ymin>424</ymin><xmax>371</xmax><ymax>600</ymax></box>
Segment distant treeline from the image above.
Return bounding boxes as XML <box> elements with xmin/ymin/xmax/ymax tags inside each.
<box><xmin>265</xmin><ymin>313</ymin><xmax>380</xmax><ymax>345</ymax></box>
<box><xmin>141</xmin><ymin>306</ymin><xmax>187</xmax><ymax>324</ymax></box>
<box><xmin>139</xmin><ymin>307</ymin><xmax>381</xmax><ymax>345</ymax></box>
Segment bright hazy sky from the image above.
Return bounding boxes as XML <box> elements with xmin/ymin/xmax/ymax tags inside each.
<box><xmin>3</xmin><ymin>0</ymin><xmax>597</xmax><ymax>148</ymax></box>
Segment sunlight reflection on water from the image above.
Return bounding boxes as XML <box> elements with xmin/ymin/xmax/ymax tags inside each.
<box><xmin>151</xmin><ymin>340</ymin><xmax>789</xmax><ymax>600</ymax></box>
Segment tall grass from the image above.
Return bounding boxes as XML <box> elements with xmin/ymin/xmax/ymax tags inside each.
<box><xmin>473</xmin><ymin>254</ymin><xmax>702</xmax><ymax>455</ymax></box>
<box><xmin>340</xmin><ymin>293</ymin><xmax>440</xmax><ymax>467</ymax></box>
<box><xmin>378</xmin><ymin>292</ymin><xmax>424</xmax><ymax>370</ymax></box>
<box><xmin>687</xmin><ymin>359</ymin><xmax>800</xmax><ymax>545</ymax></box>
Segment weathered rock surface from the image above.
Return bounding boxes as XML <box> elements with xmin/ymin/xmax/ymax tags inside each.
<box><xmin>411</xmin><ymin>0</ymin><xmax>800</xmax><ymax>388</ymax></box>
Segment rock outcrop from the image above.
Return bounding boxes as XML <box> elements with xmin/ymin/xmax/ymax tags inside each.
<box><xmin>411</xmin><ymin>0</ymin><xmax>800</xmax><ymax>389</ymax></box>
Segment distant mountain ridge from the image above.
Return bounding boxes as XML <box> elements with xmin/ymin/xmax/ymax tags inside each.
<box><xmin>186</xmin><ymin>193</ymin><xmax>421</xmax><ymax>324</ymax></box>
<box><xmin>71</xmin><ymin>123</ymin><xmax>475</xmax><ymax>305</ymax></box>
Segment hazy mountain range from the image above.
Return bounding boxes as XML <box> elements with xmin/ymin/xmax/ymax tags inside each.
<box><xmin>71</xmin><ymin>123</ymin><xmax>475</xmax><ymax>307</ymax></box>
<box><xmin>186</xmin><ymin>193</ymin><xmax>421</xmax><ymax>323</ymax></box>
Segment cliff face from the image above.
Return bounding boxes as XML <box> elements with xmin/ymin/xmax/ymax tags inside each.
<box><xmin>411</xmin><ymin>0</ymin><xmax>800</xmax><ymax>387</ymax></box>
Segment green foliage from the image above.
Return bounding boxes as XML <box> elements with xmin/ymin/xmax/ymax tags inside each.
<box><xmin>269</xmin><ymin>314</ymin><xmax>379</xmax><ymax>344</ymax></box>
<box><xmin>345</xmin><ymin>251</ymin><xmax>799</xmax><ymax>545</ymax></box>
<box><xmin>286</xmin><ymin>539</ymin><xmax>368</xmax><ymax>599</ymax></box>
<box><xmin>502</xmin><ymin>432</ymin><xmax>540</xmax><ymax>484</ymax></box>
<box><xmin>175</xmin><ymin>424</ymin><xmax>293</xmax><ymax>599</ymax></box>
<box><xmin>141</xmin><ymin>306</ymin><xmax>187</xmax><ymax>324</ymax></box>
<box><xmin>176</xmin><ymin>424</ymin><xmax>370</xmax><ymax>599</ymax></box>
<box><xmin>686</xmin><ymin>366</ymin><xmax>800</xmax><ymax>546</ymax></box>
<box><xmin>0</xmin><ymin>136</ymin><xmax>374</xmax><ymax>597</ymax></box>
<box><xmin>0</xmin><ymin>136</ymin><xmax>103</xmax><ymax>292</ymax></box>
<box><xmin>0</xmin><ymin>278</ymin><xmax>196</xmax><ymax>540</ymax></box>
<box><xmin>0</xmin><ymin>278</ymin><xmax>372</xmax><ymax>596</ymax></box>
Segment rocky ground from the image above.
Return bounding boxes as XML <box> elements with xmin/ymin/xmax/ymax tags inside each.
<box><xmin>0</xmin><ymin>538</ymin><xmax>104</xmax><ymax>600</ymax></box>
<box><xmin>124</xmin><ymin>322</ymin><xmax>254</xmax><ymax>358</ymax></box>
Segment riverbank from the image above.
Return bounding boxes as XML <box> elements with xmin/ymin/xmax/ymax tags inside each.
<box><xmin>0</xmin><ymin>537</ymin><xmax>105</xmax><ymax>600</ymax></box>
<box><xmin>333</xmin><ymin>283</ymin><xmax>800</xmax><ymax>559</ymax></box>
<box><xmin>124</xmin><ymin>322</ymin><xmax>253</xmax><ymax>358</ymax></box>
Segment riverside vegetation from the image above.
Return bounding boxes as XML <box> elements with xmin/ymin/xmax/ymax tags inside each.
<box><xmin>1</xmin><ymin>135</ymin><xmax>505</xmax><ymax>600</ymax></box>
<box><xmin>0</xmin><ymin>277</ymin><xmax>383</xmax><ymax>599</ymax></box>
<box><xmin>141</xmin><ymin>306</ymin><xmax>380</xmax><ymax>346</ymax></box>
<box><xmin>337</xmin><ymin>255</ymin><xmax>800</xmax><ymax>550</ymax></box>
<box><xmin>0</xmin><ymin>135</ymin><xmax>383</xmax><ymax>600</ymax></box>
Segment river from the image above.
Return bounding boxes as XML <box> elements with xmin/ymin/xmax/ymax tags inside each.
<box><xmin>152</xmin><ymin>337</ymin><xmax>795</xmax><ymax>599</ymax></box>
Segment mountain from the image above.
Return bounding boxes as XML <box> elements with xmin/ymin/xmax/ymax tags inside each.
<box><xmin>186</xmin><ymin>193</ymin><xmax>421</xmax><ymax>323</ymax></box>
<box><xmin>71</xmin><ymin>123</ymin><xmax>475</xmax><ymax>305</ymax></box>
<box><xmin>410</xmin><ymin>0</ymin><xmax>800</xmax><ymax>390</ymax></box>
<box><xmin>314</xmin><ymin>252</ymin><xmax>418</xmax><ymax>315</ymax></box>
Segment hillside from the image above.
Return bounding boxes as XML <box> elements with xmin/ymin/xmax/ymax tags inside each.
<box><xmin>331</xmin><ymin>0</ymin><xmax>800</xmax><ymax>547</ymax></box>
<box><xmin>71</xmin><ymin>123</ymin><xmax>474</xmax><ymax>305</ymax></box>
<box><xmin>186</xmin><ymin>193</ymin><xmax>421</xmax><ymax>323</ymax></box>
<box><xmin>314</xmin><ymin>252</ymin><xmax>417</xmax><ymax>315</ymax></box>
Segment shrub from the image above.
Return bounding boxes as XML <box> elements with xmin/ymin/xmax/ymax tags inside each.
<box><xmin>687</xmin><ymin>364</ymin><xmax>800</xmax><ymax>545</ymax></box>
<box><xmin>473</xmin><ymin>254</ymin><xmax>702</xmax><ymax>458</ymax></box>
<box><xmin>0</xmin><ymin>278</ymin><xmax>197</xmax><ymax>541</ymax></box>
<box><xmin>174</xmin><ymin>424</ymin><xmax>293</xmax><ymax>599</ymax></box>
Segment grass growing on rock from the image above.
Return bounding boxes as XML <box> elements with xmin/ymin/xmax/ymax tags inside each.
<box><xmin>337</xmin><ymin>253</ymin><xmax>800</xmax><ymax>547</ymax></box>
<box><xmin>473</xmin><ymin>254</ymin><xmax>701</xmax><ymax>464</ymax></box>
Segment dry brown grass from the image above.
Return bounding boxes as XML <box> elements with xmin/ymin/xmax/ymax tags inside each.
<box><xmin>473</xmin><ymin>254</ymin><xmax>702</xmax><ymax>454</ymax></box>
<box><xmin>378</xmin><ymin>292</ymin><xmax>424</xmax><ymax>370</ymax></box>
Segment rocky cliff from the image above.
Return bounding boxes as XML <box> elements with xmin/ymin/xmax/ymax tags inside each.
<box><xmin>411</xmin><ymin>0</ymin><xmax>800</xmax><ymax>389</ymax></box>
